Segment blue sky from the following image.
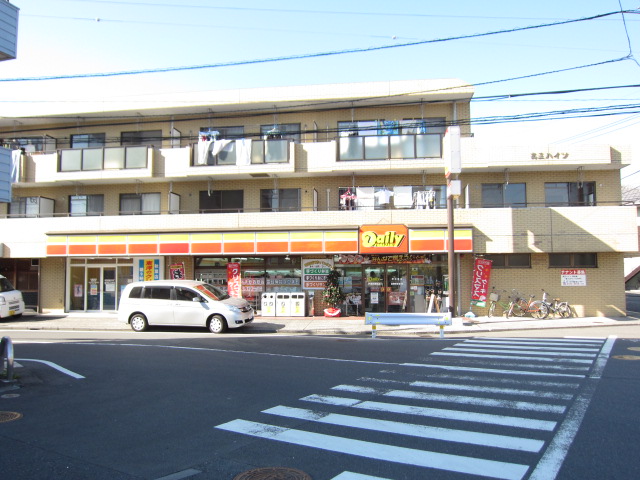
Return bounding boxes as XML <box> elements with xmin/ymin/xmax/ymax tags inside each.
<box><xmin>3</xmin><ymin>0</ymin><xmax>640</xmax><ymax>181</ymax></box>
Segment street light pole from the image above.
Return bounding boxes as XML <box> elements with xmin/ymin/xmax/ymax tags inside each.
<box><xmin>447</xmin><ymin>186</ymin><xmax>456</xmax><ymax>317</ymax></box>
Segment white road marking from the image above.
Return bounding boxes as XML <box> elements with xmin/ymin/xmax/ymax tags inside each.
<box><xmin>410</xmin><ymin>380</ymin><xmax>575</xmax><ymax>400</ymax></box>
<box><xmin>301</xmin><ymin>395</ymin><xmax>558</xmax><ymax>431</ymax></box>
<box><xmin>332</xmin><ymin>385</ymin><xmax>567</xmax><ymax>413</ymax></box>
<box><xmin>528</xmin><ymin>335</ymin><xmax>617</xmax><ymax>480</ymax></box>
<box><xmin>402</xmin><ymin>363</ymin><xmax>586</xmax><ymax>378</ymax></box>
<box><xmin>362</xmin><ymin>374</ymin><xmax>580</xmax><ymax>390</ymax></box>
<box><xmin>431</xmin><ymin>352</ymin><xmax>593</xmax><ymax>364</ymax></box>
<box><xmin>264</xmin><ymin>405</ymin><xmax>545</xmax><ymax>452</ymax></box>
<box><xmin>15</xmin><ymin>358</ymin><xmax>85</xmax><ymax>379</ymax></box>
<box><xmin>479</xmin><ymin>337</ymin><xmax>605</xmax><ymax>344</ymax></box>
<box><xmin>331</xmin><ymin>472</ymin><xmax>392</xmax><ymax>480</ymax></box>
<box><xmin>216</xmin><ymin>419</ymin><xmax>530</xmax><ymax>480</ymax></box>
<box><xmin>442</xmin><ymin>347</ymin><xmax>597</xmax><ymax>358</ymax></box>
<box><xmin>464</xmin><ymin>339</ymin><xmax>603</xmax><ymax>348</ymax></box>
<box><xmin>459</xmin><ymin>343</ymin><xmax>601</xmax><ymax>352</ymax></box>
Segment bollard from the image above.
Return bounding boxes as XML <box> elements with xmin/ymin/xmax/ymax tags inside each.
<box><xmin>439</xmin><ymin>325</ymin><xmax>445</xmax><ymax>339</ymax></box>
<box><xmin>371</xmin><ymin>324</ymin><xmax>377</xmax><ymax>339</ymax></box>
<box><xmin>1</xmin><ymin>336</ymin><xmax>14</xmax><ymax>382</ymax></box>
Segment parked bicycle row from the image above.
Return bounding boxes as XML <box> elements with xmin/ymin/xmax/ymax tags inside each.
<box><xmin>487</xmin><ymin>287</ymin><xmax>573</xmax><ymax>319</ymax></box>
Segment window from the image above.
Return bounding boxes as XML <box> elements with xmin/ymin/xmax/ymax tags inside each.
<box><xmin>9</xmin><ymin>197</ymin><xmax>54</xmax><ymax>218</ymax></box>
<box><xmin>260</xmin><ymin>189</ymin><xmax>300</xmax><ymax>212</ymax></box>
<box><xmin>143</xmin><ymin>286</ymin><xmax>172</xmax><ymax>300</ymax></box>
<box><xmin>199</xmin><ymin>190</ymin><xmax>243</xmax><ymax>213</ymax></box>
<box><xmin>1</xmin><ymin>136</ymin><xmax>55</xmax><ymax>153</ymax></box>
<box><xmin>549</xmin><ymin>253</ymin><xmax>597</xmax><ymax>268</ymax></box>
<box><xmin>545</xmin><ymin>182</ymin><xmax>596</xmax><ymax>206</ymax></box>
<box><xmin>260</xmin><ymin>124</ymin><xmax>301</xmax><ymax>143</ymax></box>
<box><xmin>121</xmin><ymin>130</ymin><xmax>163</xmax><ymax>148</ymax></box>
<box><xmin>483</xmin><ymin>254</ymin><xmax>531</xmax><ymax>268</ymax></box>
<box><xmin>482</xmin><ymin>183</ymin><xmax>526</xmax><ymax>208</ymax></box>
<box><xmin>175</xmin><ymin>287</ymin><xmax>201</xmax><ymax>302</ymax></box>
<box><xmin>338</xmin><ymin>120</ymin><xmax>379</xmax><ymax>137</ymax></box>
<box><xmin>119</xmin><ymin>193</ymin><xmax>161</xmax><ymax>215</ymax></box>
<box><xmin>71</xmin><ymin>133</ymin><xmax>106</xmax><ymax>148</ymax></box>
<box><xmin>69</xmin><ymin>195</ymin><xmax>104</xmax><ymax>216</ymax></box>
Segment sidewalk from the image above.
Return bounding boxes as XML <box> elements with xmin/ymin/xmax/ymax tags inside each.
<box><xmin>1</xmin><ymin>311</ymin><xmax>639</xmax><ymax>336</ymax></box>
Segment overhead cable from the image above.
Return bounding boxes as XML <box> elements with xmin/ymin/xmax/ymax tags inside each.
<box><xmin>0</xmin><ymin>9</ymin><xmax>634</xmax><ymax>82</ymax></box>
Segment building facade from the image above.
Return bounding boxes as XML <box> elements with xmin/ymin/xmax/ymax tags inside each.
<box><xmin>0</xmin><ymin>79</ymin><xmax>636</xmax><ymax>317</ymax></box>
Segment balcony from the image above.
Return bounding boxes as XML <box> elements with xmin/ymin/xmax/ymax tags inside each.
<box><xmin>338</xmin><ymin>133</ymin><xmax>442</xmax><ymax>161</ymax></box>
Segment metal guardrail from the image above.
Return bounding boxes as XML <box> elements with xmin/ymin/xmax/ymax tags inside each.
<box><xmin>1</xmin><ymin>336</ymin><xmax>14</xmax><ymax>382</ymax></box>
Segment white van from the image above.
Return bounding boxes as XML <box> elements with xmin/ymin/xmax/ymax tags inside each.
<box><xmin>118</xmin><ymin>280</ymin><xmax>253</xmax><ymax>333</ymax></box>
<box><xmin>0</xmin><ymin>275</ymin><xmax>26</xmax><ymax>319</ymax></box>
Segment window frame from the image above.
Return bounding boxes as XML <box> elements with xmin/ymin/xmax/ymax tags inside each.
<box><xmin>549</xmin><ymin>253</ymin><xmax>597</xmax><ymax>268</ymax></box>
<box><xmin>71</xmin><ymin>133</ymin><xmax>106</xmax><ymax>149</ymax></box>
<box><xmin>483</xmin><ymin>254</ymin><xmax>531</xmax><ymax>268</ymax></box>
<box><xmin>119</xmin><ymin>192</ymin><xmax>161</xmax><ymax>215</ymax></box>
<box><xmin>482</xmin><ymin>183</ymin><xmax>527</xmax><ymax>208</ymax></box>
<box><xmin>199</xmin><ymin>190</ymin><xmax>244</xmax><ymax>213</ymax></box>
<box><xmin>260</xmin><ymin>188</ymin><xmax>301</xmax><ymax>212</ymax></box>
<box><xmin>69</xmin><ymin>194</ymin><xmax>105</xmax><ymax>217</ymax></box>
<box><xmin>545</xmin><ymin>182</ymin><xmax>596</xmax><ymax>206</ymax></box>
<box><xmin>121</xmin><ymin>130</ymin><xmax>163</xmax><ymax>148</ymax></box>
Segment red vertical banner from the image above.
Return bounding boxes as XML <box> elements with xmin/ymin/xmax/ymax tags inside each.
<box><xmin>227</xmin><ymin>262</ymin><xmax>242</xmax><ymax>298</ymax></box>
<box><xmin>470</xmin><ymin>258</ymin><xmax>492</xmax><ymax>307</ymax></box>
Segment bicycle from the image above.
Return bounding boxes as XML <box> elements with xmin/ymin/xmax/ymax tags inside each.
<box><xmin>487</xmin><ymin>287</ymin><xmax>515</xmax><ymax>318</ymax></box>
<box><xmin>510</xmin><ymin>290</ymin><xmax>548</xmax><ymax>319</ymax></box>
<box><xmin>537</xmin><ymin>290</ymin><xmax>572</xmax><ymax>318</ymax></box>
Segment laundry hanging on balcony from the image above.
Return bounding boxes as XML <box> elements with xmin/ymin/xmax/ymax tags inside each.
<box><xmin>235</xmin><ymin>138</ymin><xmax>252</xmax><ymax>166</ymax></box>
<box><xmin>196</xmin><ymin>131</ymin><xmax>232</xmax><ymax>165</ymax></box>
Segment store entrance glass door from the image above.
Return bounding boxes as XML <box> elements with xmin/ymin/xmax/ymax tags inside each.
<box><xmin>86</xmin><ymin>267</ymin><xmax>117</xmax><ymax>311</ymax></box>
<box><xmin>364</xmin><ymin>265</ymin><xmax>408</xmax><ymax>313</ymax></box>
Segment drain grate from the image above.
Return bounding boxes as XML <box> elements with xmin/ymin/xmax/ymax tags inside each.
<box><xmin>233</xmin><ymin>467</ymin><xmax>312</xmax><ymax>480</ymax></box>
<box><xmin>0</xmin><ymin>411</ymin><xmax>22</xmax><ymax>423</ymax></box>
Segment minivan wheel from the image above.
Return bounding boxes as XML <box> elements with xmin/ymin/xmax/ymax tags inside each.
<box><xmin>208</xmin><ymin>314</ymin><xmax>227</xmax><ymax>334</ymax></box>
<box><xmin>130</xmin><ymin>313</ymin><xmax>148</xmax><ymax>332</ymax></box>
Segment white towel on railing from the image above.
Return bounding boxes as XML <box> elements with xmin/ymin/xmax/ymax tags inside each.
<box><xmin>236</xmin><ymin>138</ymin><xmax>252</xmax><ymax>165</ymax></box>
<box><xmin>394</xmin><ymin>186</ymin><xmax>413</xmax><ymax>208</ymax></box>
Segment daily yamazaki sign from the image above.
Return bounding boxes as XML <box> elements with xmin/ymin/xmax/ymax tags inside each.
<box><xmin>359</xmin><ymin>225</ymin><xmax>409</xmax><ymax>254</ymax></box>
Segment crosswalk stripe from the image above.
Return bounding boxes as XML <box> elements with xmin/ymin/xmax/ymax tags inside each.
<box><xmin>216</xmin><ymin>419</ymin><xmax>531</xmax><ymax>480</ymax></box>
<box><xmin>402</xmin><ymin>363</ymin><xmax>587</xmax><ymax>378</ymax></box>
<box><xmin>331</xmin><ymin>472</ymin><xmax>392</xmax><ymax>480</ymax></box>
<box><xmin>364</xmin><ymin>374</ymin><xmax>580</xmax><ymax>390</ymax></box>
<box><xmin>464</xmin><ymin>339</ymin><xmax>602</xmax><ymax>349</ymax></box>
<box><xmin>478</xmin><ymin>337</ymin><xmax>604</xmax><ymax>344</ymax></box>
<box><xmin>332</xmin><ymin>385</ymin><xmax>567</xmax><ymax>413</ymax></box>
<box><xmin>410</xmin><ymin>380</ymin><xmax>575</xmax><ymax>400</ymax></box>
<box><xmin>443</xmin><ymin>347</ymin><xmax>597</xmax><ymax>358</ymax></box>
<box><xmin>460</xmin><ymin>343</ymin><xmax>601</xmax><ymax>352</ymax></box>
<box><xmin>431</xmin><ymin>352</ymin><xmax>594</xmax><ymax>364</ymax></box>
<box><xmin>263</xmin><ymin>405</ymin><xmax>545</xmax><ymax>452</ymax></box>
<box><xmin>301</xmin><ymin>395</ymin><xmax>558</xmax><ymax>431</ymax></box>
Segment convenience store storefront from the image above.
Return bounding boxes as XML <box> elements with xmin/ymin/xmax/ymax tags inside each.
<box><xmin>46</xmin><ymin>226</ymin><xmax>472</xmax><ymax>314</ymax></box>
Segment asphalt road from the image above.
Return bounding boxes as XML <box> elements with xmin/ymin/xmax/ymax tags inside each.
<box><xmin>1</xmin><ymin>330</ymin><xmax>639</xmax><ymax>480</ymax></box>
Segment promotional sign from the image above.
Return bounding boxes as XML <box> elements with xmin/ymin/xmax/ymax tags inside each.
<box><xmin>561</xmin><ymin>269</ymin><xmax>587</xmax><ymax>286</ymax></box>
<box><xmin>138</xmin><ymin>259</ymin><xmax>160</xmax><ymax>281</ymax></box>
<box><xmin>470</xmin><ymin>258</ymin><xmax>493</xmax><ymax>307</ymax></box>
<box><xmin>227</xmin><ymin>262</ymin><xmax>242</xmax><ymax>298</ymax></box>
<box><xmin>169</xmin><ymin>262</ymin><xmax>185</xmax><ymax>280</ymax></box>
<box><xmin>359</xmin><ymin>224</ymin><xmax>408</xmax><ymax>254</ymax></box>
<box><xmin>302</xmin><ymin>258</ymin><xmax>334</xmax><ymax>290</ymax></box>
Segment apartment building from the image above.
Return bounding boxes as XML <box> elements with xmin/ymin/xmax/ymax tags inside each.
<box><xmin>0</xmin><ymin>79</ymin><xmax>636</xmax><ymax>317</ymax></box>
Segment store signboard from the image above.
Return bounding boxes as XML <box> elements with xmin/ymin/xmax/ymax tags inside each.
<box><xmin>227</xmin><ymin>262</ymin><xmax>242</xmax><ymax>297</ymax></box>
<box><xmin>561</xmin><ymin>269</ymin><xmax>587</xmax><ymax>286</ymax></box>
<box><xmin>302</xmin><ymin>258</ymin><xmax>334</xmax><ymax>290</ymax></box>
<box><xmin>359</xmin><ymin>224</ymin><xmax>408</xmax><ymax>254</ymax></box>
<box><xmin>470</xmin><ymin>258</ymin><xmax>492</xmax><ymax>307</ymax></box>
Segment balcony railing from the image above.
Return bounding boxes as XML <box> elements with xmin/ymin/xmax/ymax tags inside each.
<box><xmin>338</xmin><ymin>133</ymin><xmax>442</xmax><ymax>161</ymax></box>
<box><xmin>192</xmin><ymin>139</ymin><xmax>291</xmax><ymax>166</ymax></box>
<box><xmin>58</xmin><ymin>146</ymin><xmax>149</xmax><ymax>172</ymax></box>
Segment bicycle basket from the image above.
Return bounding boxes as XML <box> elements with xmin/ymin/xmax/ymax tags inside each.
<box><xmin>489</xmin><ymin>292</ymin><xmax>500</xmax><ymax>302</ymax></box>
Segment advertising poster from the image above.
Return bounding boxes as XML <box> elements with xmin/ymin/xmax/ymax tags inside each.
<box><xmin>302</xmin><ymin>258</ymin><xmax>334</xmax><ymax>290</ymax></box>
<box><xmin>169</xmin><ymin>262</ymin><xmax>185</xmax><ymax>280</ymax></box>
<box><xmin>470</xmin><ymin>258</ymin><xmax>492</xmax><ymax>307</ymax></box>
<box><xmin>227</xmin><ymin>262</ymin><xmax>242</xmax><ymax>298</ymax></box>
<box><xmin>138</xmin><ymin>259</ymin><xmax>160</xmax><ymax>281</ymax></box>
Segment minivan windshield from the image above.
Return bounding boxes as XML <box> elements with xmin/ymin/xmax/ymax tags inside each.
<box><xmin>195</xmin><ymin>283</ymin><xmax>230</xmax><ymax>301</ymax></box>
<box><xmin>0</xmin><ymin>277</ymin><xmax>17</xmax><ymax>293</ymax></box>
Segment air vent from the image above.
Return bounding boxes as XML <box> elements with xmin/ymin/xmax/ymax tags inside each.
<box><xmin>249</xmin><ymin>173</ymin><xmax>270</xmax><ymax>178</ymax></box>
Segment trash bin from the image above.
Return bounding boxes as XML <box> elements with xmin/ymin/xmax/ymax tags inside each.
<box><xmin>275</xmin><ymin>293</ymin><xmax>291</xmax><ymax>316</ymax></box>
<box><xmin>261</xmin><ymin>292</ymin><xmax>276</xmax><ymax>316</ymax></box>
<box><xmin>290</xmin><ymin>292</ymin><xmax>306</xmax><ymax>317</ymax></box>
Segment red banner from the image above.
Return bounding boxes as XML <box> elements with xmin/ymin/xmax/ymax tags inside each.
<box><xmin>470</xmin><ymin>258</ymin><xmax>492</xmax><ymax>306</ymax></box>
<box><xmin>226</xmin><ymin>262</ymin><xmax>242</xmax><ymax>298</ymax></box>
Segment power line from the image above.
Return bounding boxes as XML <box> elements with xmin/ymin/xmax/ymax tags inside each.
<box><xmin>0</xmin><ymin>9</ymin><xmax>633</xmax><ymax>82</ymax></box>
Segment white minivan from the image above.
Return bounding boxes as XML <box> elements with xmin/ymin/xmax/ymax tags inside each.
<box><xmin>118</xmin><ymin>280</ymin><xmax>254</xmax><ymax>333</ymax></box>
<box><xmin>0</xmin><ymin>275</ymin><xmax>25</xmax><ymax>319</ymax></box>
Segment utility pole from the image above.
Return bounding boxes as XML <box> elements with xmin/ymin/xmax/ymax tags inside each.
<box><xmin>445</xmin><ymin>126</ymin><xmax>462</xmax><ymax>317</ymax></box>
